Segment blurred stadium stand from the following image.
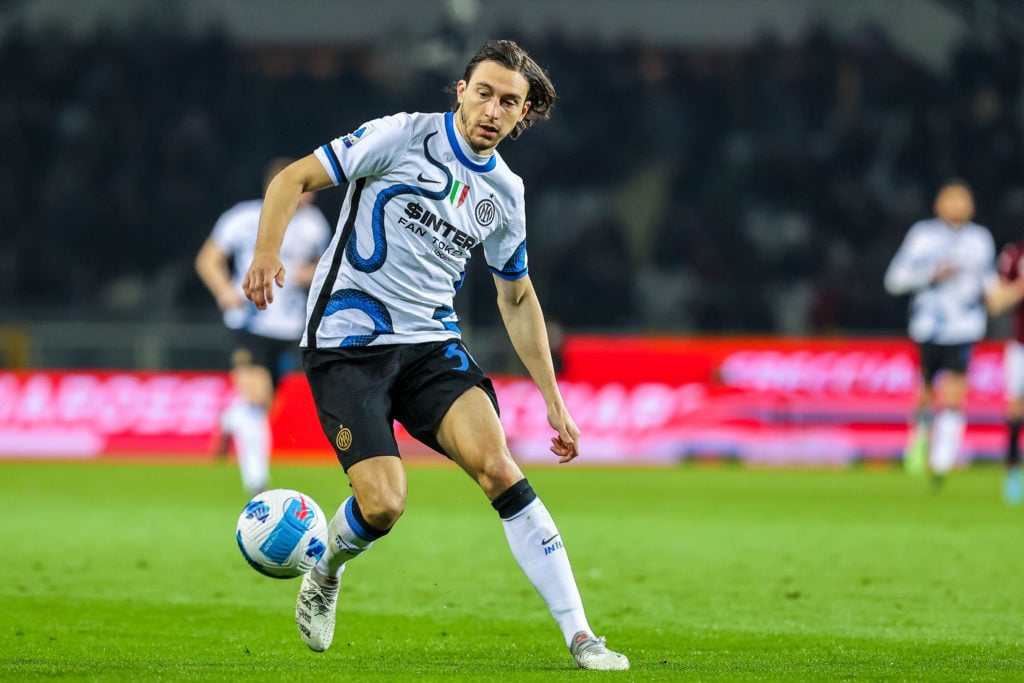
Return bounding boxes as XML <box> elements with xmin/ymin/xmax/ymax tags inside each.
<box><xmin>2</xmin><ymin>0</ymin><xmax>1023</xmax><ymax>369</ymax></box>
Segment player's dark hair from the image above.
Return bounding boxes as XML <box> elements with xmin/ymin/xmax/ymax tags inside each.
<box><xmin>452</xmin><ymin>39</ymin><xmax>556</xmax><ymax>140</ymax></box>
<box><xmin>939</xmin><ymin>177</ymin><xmax>973</xmax><ymax>195</ymax></box>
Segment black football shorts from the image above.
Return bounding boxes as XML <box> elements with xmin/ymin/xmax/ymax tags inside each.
<box><xmin>233</xmin><ymin>330</ymin><xmax>299</xmax><ymax>388</ymax></box>
<box><xmin>918</xmin><ymin>341</ymin><xmax>972</xmax><ymax>384</ymax></box>
<box><xmin>302</xmin><ymin>340</ymin><xmax>498</xmax><ymax>471</ymax></box>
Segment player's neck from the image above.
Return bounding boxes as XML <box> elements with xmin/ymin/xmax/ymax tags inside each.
<box><xmin>452</xmin><ymin>112</ymin><xmax>496</xmax><ymax>159</ymax></box>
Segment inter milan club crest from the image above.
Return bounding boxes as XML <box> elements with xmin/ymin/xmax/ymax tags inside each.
<box><xmin>475</xmin><ymin>197</ymin><xmax>496</xmax><ymax>226</ymax></box>
<box><xmin>336</xmin><ymin>425</ymin><xmax>353</xmax><ymax>451</ymax></box>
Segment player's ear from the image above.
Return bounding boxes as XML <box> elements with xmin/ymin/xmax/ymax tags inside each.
<box><xmin>456</xmin><ymin>79</ymin><xmax>467</xmax><ymax>104</ymax></box>
<box><xmin>519</xmin><ymin>100</ymin><xmax>532</xmax><ymax>121</ymax></box>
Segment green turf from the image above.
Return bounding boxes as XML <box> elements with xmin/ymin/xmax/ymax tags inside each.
<box><xmin>1</xmin><ymin>460</ymin><xmax>1023</xmax><ymax>681</ymax></box>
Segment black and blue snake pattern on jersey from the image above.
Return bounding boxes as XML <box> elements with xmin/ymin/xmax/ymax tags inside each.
<box><xmin>432</xmin><ymin>304</ymin><xmax>461</xmax><ymax>334</ymax></box>
<box><xmin>324</xmin><ymin>288</ymin><xmax>395</xmax><ymax>347</ymax></box>
<box><xmin>345</xmin><ymin>131</ymin><xmax>452</xmax><ymax>273</ymax></box>
<box><xmin>491</xmin><ymin>239</ymin><xmax>527</xmax><ymax>278</ymax></box>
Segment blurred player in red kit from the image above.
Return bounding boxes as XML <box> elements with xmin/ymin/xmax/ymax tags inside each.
<box><xmin>995</xmin><ymin>239</ymin><xmax>1024</xmax><ymax>504</ymax></box>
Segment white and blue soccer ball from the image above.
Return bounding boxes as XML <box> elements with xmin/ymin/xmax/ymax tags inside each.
<box><xmin>236</xmin><ymin>489</ymin><xmax>329</xmax><ymax>579</ymax></box>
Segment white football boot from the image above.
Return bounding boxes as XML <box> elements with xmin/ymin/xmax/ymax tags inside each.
<box><xmin>569</xmin><ymin>631</ymin><xmax>630</xmax><ymax>670</ymax></box>
<box><xmin>295</xmin><ymin>569</ymin><xmax>338</xmax><ymax>652</ymax></box>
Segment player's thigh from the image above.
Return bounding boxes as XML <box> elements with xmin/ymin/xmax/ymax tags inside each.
<box><xmin>939</xmin><ymin>371</ymin><xmax>969</xmax><ymax>408</ymax></box>
<box><xmin>436</xmin><ymin>387</ymin><xmax>524</xmax><ymax>499</ymax></box>
<box><xmin>302</xmin><ymin>348</ymin><xmax>402</xmax><ymax>472</ymax></box>
<box><xmin>918</xmin><ymin>342</ymin><xmax>945</xmax><ymax>391</ymax></box>
<box><xmin>937</xmin><ymin>343</ymin><xmax>972</xmax><ymax>408</ymax></box>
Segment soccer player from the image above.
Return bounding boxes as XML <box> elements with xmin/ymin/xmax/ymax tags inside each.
<box><xmin>995</xmin><ymin>238</ymin><xmax>1024</xmax><ymax>503</ymax></box>
<box><xmin>195</xmin><ymin>158</ymin><xmax>330</xmax><ymax>494</ymax></box>
<box><xmin>884</xmin><ymin>180</ymin><xmax>1024</xmax><ymax>487</ymax></box>
<box><xmin>216</xmin><ymin>348</ymin><xmax>274</xmax><ymax>495</ymax></box>
<box><xmin>241</xmin><ymin>40</ymin><xmax>628</xmax><ymax>670</ymax></box>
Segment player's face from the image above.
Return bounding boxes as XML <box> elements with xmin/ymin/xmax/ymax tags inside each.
<box><xmin>934</xmin><ymin>185</ymin><xmax>975</xmax><ymax>228</ymax></box>
<box><xmin>455</xmin><ymin>61</ymin><xmax>532</xmax><ymax>155</ymax></box>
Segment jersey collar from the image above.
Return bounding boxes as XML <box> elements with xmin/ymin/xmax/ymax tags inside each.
<box><xmin>445</xmin><ymin>111</ymin><xmax>497</xmax><ymax>173</ymax></box>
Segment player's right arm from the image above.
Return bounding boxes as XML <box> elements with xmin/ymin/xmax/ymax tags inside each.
<box><xmin>244</xmin><ymin>155</ymin><xmax>334</xmax><ymax>309</ymax></box>
<box><xmin>883</xmin><ymin>224</ymin><xmax>952</xmax><ymax>295</ymax></box>
<box><xmin>195</xmin><ymin>238</ymin><xmax>246</xmax><ymax>311</ymax></box>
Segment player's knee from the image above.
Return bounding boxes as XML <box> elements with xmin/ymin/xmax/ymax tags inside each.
<box><xmin>359</xmin><ymin>490</ymin><xmax>406</xmax><ymax>530</ymax></box>
<box><xmin>473</xmin><ymin>453</ymin><xmax>524</xmax><ymax>499</ymax></box>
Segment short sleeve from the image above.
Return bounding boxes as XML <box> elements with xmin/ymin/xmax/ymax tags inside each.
<box><xmin>314</xmin><ymin>113</ymin><xmax>414</xmax><ymax>186</ymax></box>
<box><xmin>483</xmin><ymin>182</ymin><xmax>528</xmax><ymax>280</ymax></box>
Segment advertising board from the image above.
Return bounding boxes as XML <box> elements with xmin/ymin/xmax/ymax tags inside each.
<box><xmin>0</xmin><ymin>337</ymin><xmax>1009</xmax><ymax>465</ymax></box>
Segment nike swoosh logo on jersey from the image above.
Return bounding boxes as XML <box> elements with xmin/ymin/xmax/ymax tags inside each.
<box><xmin>541</xmin><ymin>534</ymin><xmax>560</xmax><ymax>545</ymax></box>
<box><xmin>417</xmin><ymin>172</ymin><xmax>442</xmax><ymax>184</ymax></box>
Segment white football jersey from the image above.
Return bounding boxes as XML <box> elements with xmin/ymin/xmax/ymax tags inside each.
<box><xmin>210</xmin><ymin>200</ymin><xmax>331</xmax><ymax>340</ymax></box>
<box><xmin>883</xmin><ymin>218</ymin><xmax>997</xmax><ymax>344</ymax></box>
<box><xmin>305</xmin><ymin>111</ymin><xmax>528</xmax><ymax>348</ymax></box>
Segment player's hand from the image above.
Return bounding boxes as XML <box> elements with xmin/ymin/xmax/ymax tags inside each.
<box><xmin>243</xmin><ymin>253</ymin><xmax>285</xmax><ymax>310</ymax></box>
<box><xmin>215</xmin><ymin>288</ymin><xmax>247</xmax><ymax>312</ymax></box>
<box><xmin>548</xmin><ymin>406</ymin><xmax>581</xmax><ymax>463</ymax></box>
<box><xmin>931</xmin><ymin>261</ymin><xmax>958</xmax><ymax>284</ymax></box>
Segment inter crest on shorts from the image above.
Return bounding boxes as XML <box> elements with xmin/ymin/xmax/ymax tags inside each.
<box><xmin>336</xmin><ymin>425</ymin><xmax>353</xmax><ymax>451</ymax></box>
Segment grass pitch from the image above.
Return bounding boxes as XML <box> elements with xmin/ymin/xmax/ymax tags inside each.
<box><xmin>1</xmin><ymin>459</ymin><xmax>1023</xmax><ymax>681</ymax></box>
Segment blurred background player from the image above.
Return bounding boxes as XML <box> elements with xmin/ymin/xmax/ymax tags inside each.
<box><xmin>216</xmin><ymin>348</ymin><xmax>273</xmax><ymax>495</ymax></box>
<box><xmin>195</xmin><ymin>157</ymin><xmax>331</xmax><ymax>494</ymax></box>
<box><xmin>883</xmin><ymin>180</ymin><xmax>1024</xmax><ymax>487</ymax></box>
<box><xmin>995</xmin><ymin>237</ymin><xmax>1024</xmax><ymax>504</ymax></box>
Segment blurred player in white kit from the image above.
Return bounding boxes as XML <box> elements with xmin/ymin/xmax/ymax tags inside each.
<box><xmin>884</xmin><ymin>180</ymin><xmax>1024</xmax><ymax>487</ymax></box>
<box><xmin>195</xmin><ymin>158</ymin><xmax>330</xmax><ymax>495</ymax></box>
<box><xmin>217</xmin><ymin>348</ymin><xmax>274</xmax><ymax>494</ymax></box>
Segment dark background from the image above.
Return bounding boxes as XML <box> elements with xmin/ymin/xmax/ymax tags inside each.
<box><xmin>3</xmin><ymin>0</ymin><xmax>1024</xmax><ymax>360</ymax></box>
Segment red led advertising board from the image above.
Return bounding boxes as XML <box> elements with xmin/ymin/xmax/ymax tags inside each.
<box><xmin>0</xmin><ymin>337</ymin><xmax>1010</xmax><ymax>465</ymax></box>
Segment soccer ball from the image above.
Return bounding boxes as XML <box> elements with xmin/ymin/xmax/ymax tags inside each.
<box><xmin>236</xmin><ymin>489</ymin><xmax>329</xmax><ymax>579</ymax></box>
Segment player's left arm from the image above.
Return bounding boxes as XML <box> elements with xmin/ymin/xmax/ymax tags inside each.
<box><xmin>985</xmin><ymin>275</ymin><xmax>1024</xmax><ymax>316</ymax></box>
<box><xmin>983</xmin><ymin>239</ymin><xmax>1024</xmax><ymax>315</ymax></box>
<box><xmin>494</xmin><ymin>274</ymin><xmax>580</xmax><ymax>463</ymax></box>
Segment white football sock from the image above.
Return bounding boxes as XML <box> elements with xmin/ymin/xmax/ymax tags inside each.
<box><xmin>317</xmin><ymin>496</ymin><xmax>375</xmax><ymax>579</ymax></box>
<box><xmin>931</xmin><ymin>409</ymin><xmax>965</xmax><ymax>474</ymax></box>
<box><xmin>501</xmin><ymin>497</ymin><xmax>592</xmax><ymax>647</ymax></box>
<box><xmin>222</xmin><ymin>401</ymin><xmax>271</xmax><ymax>494</ymax></box>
